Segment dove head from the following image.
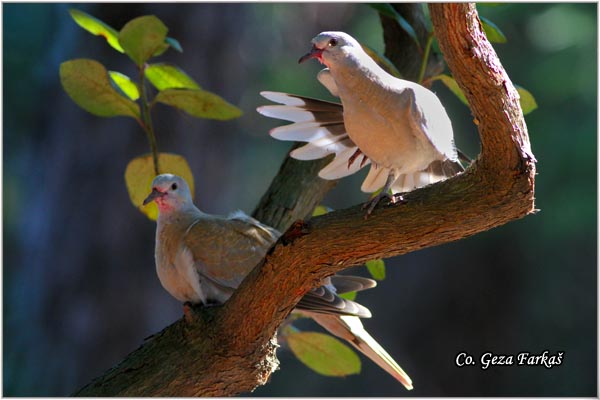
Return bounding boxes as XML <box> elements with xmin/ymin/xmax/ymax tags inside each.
<box><xmin>143</xmin><ymin>174</ymin><xmax>194</xmax><ymax>214</ymax></box>
<box><xmin>298</xmin><ymin>31</ymin><xmax>361</xmax><ymax>68</ymax></box>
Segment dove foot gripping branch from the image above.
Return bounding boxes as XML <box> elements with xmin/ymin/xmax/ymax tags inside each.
<box><xmin>258</xmin><ymin>31</ymin><xmax>465</xmax><ymax>216</ymax></box>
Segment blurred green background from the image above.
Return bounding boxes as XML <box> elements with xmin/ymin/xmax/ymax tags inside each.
<box><xmin>3</xmin><ymin>3</ymin><xmax>596</xmax><ymax>396</ymax></box>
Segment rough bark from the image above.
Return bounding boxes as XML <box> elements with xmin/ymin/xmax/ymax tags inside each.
<box><xmin>74</xmin><ymin>3</ymin><xmax>535</xmax><ymax>396</ymax></box>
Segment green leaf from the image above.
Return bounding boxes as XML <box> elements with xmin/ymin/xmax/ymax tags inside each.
<box><xmin>125</xmin><ymin>153</ymin><xmax>194</xmax><ymax>220</ymax></box>
<box><xmin>69</xmin><ymin>9</ymin><xmax>124</xmax><ymax>53</ymax></box>
<box><xmin>370</xmin><ymin>4</ymin><xmax>420</xmax><ymax>50</ymax></box>
<box><xmin>312</xmin><ymin>204</ymin><xmax>332</xmax><ymax>217</ymax></box>
<box><xmin>166</xmin><ymin>37</ymin><xmax>183</xmax><ymax>52</ymax></box>
<box><xmin>60</xmin><ymin>59</ymin><xmax>140</xmax><ymax>118</ymax></box>
<box><xmin>480</xmin><ymin>16</ymin><xmax>507</xmax><ymax>44</ymax></box>
<box><xmin>119</xmin><ymin>15</ymin><xmax>168</xmax><ymax>67</ymax></box>
<box><xmin>369</xmin><ymin>3</ymin><xmax>397</xmax><ymax>19</ymax></box>
<box><xmin>339</xmin><ymin>291</ymin><xmax>357</xmax><ymax>301</ymax></box>
<box><xmin>362</xmin><ymin>45</ymin><xmax>402</xmax><ymax>78</ymax></box>
<box><xmin>152</xmin><ymin>42</ymin><xmax>171</xmax><ymax>57</ymax></box>
<box><xmin>433</xmin><ymin>74</ymin><xmax>469</xmax><ymax>105</ymax></box>
<box><xmin>154</xmin><ymin>88</ymin><xmax>242</xmax><ymax>120</ymax></box>
<box><xmin>146</xmin><ymin>63</ymin><xmax>200</xmax><ymax>91</ymax></box>
<box><xmin>366</xmin><ymin>259</ymin><xmax>386</xmax><ymax>281</ymax></box>
<box><xmin>287</xmin><ymin>332</ymin><xmax>361</xmax><ymax>377</ymax></box>
<box><xmin>516</xmin><ymin>85</ymin><xmax>538</xmax><ymax>115</ymax></box>
<box><xmin>109</xmin><ymin>71</ymin><xmax>139</xmax><ymax>100</ymax></box>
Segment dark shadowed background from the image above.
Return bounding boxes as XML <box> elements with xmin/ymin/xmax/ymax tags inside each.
<box><xmin>3</xmin><ymin>3</ymin><xmax>596</xmax><ymax>396</ymax></box>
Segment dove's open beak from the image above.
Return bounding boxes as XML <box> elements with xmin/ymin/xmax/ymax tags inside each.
<box><xmin>143</xmin><ymin>188</ymin><xmax>166</xmax><ymax>206</ymax></box>
<box><xmin>298</xmin><ymin>45</ymin><xmax>324</xmax><ymax>64</ymax></box>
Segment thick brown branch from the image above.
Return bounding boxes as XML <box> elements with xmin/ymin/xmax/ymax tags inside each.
<box><xmin>74</xmin><ymin>4</ymin><xmax>535</xmax><ymax>396</ymax></box>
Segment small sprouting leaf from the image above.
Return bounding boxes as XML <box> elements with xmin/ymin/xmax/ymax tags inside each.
<box><xmin>60</xmin><ymin>59</ymin><xmax>140</xmax><ymax>118</ymax></box>
<box><xmin>366</xmin><ymin>259</ymin><xmax>386</xmax><ymax>281</ymax></box>
<box><xmin>154</xmin><ymin>88</ymin><xmax>242</xmax><ymax>120</ymax></box>
<box><xmin>119</xmin><ymin>15</ymin><xmax>168</xmax><ymax>67</ymax></box>
<box><xmin>125</xmin><ymin>153</ymin><xmax>194</xmax><ymax>220</ymax></box>
<box><xmin>166</xmin><ymin>37</ymin><xmax>183</xmax><ymax>52</ymax></box>
<box><xmin>434</xmin><ymin>74</ymin><xmax>469</xmax><ymax>105</ymax></box>
<box><xmin>69</xmin><ymin>9</ymin><xmax>124</xmax><ymax>53</ymax></box>
<box><xmin>312</xmin><ymin>204</ymin><xmax>333</xmax><ymax>217</ymax></box>
<box><xmin>480</xmin><ymin>16</ymin><xmax>507</xmax><ymax>44</ymax></box>
<box><xmin>339</xmin><ymin>291</ymin><xmax>357</xmax><ymax>301</ymax></box>
<box><xmin>362</xmin><ymin>45</ymin><xmax>402</xmax><ymax>78</ymax></box>
<box><xmin>146</xmin><ymin>63</ymin><xmax>200</xmax><ymax>91</ymax></box>
<box><xmin>396</xmin><ymin>14</ymin><xmax>421</xmax><ymax>49</ymax></box>
<box><xmin>516</xmin><ymin>85</ymin><xmax>538</xmax><ymax>115</ymax></box>
<box><xmin>109</xmin><ymin>71</ymin><xmax>139</xmax><ymax>100</ymax></box>
<box><xmin>287</xmin><ymin>331</ymin><xmax>361</xmax><ymax>377</ymax></box>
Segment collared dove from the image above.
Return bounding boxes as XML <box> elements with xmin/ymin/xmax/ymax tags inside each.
<box><xmin>257</xmin><ymin>31</ymin><xmax>464</xmax><ymax>214</ymax></box>
<box><xmin>143</xmin><ymin>173</ymin><xmax>413</xmax><ymax>390</ymax></box>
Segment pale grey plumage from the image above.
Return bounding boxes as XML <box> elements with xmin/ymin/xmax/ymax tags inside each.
<box><xmin>258</xmin><ymin>31</ymin><xmax>464</xmax><ymax>209</ymax></box>
<box><xmin>144</xmin><ymin>173</ymin><xmax>413</xmax><ymax>389</ymax></box>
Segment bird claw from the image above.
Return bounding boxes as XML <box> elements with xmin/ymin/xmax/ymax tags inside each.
<box><xmin>362</xmin><ymin>192</ymin><xmax>405</xmax><ymax>218</ymax></box>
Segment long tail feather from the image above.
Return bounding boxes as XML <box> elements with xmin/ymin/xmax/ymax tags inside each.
<box><xmin>310</xmin><ymin>314</ymin><xmax>413</xmax><ymax>390</ymax></box>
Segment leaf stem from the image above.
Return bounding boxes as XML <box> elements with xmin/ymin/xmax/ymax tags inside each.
<box><xmin>138</xmin><ymin>64</ymin><xmax>160</xmax><ymax>175</ymax></box>
<box><xmin>417</xmin><ymin>32</ymin><xmax>434</xmax><ymax>84</ymax></box>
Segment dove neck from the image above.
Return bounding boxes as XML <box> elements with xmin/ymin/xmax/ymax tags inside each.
<box><xmin>157</xmin><ymin>203</ymin><xmax>204</xmax><ymax>225</ymax></box>
<box><xmin>330</xmin><ymin>52</ymin><xmax>389</xmax><ymax>97</ymax></box>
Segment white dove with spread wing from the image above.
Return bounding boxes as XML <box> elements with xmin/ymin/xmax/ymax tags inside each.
<box><xmin>258</xmin><ymin>31</ymin><xmax>464</xmax><ymax>214</ymax></box>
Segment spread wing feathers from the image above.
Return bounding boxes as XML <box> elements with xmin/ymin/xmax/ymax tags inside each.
<box><xmin>310</xmin><ymin>314</ymin><xmax>414</xmax><ymax>390</ymax></box>
<box><xmin>391</xmin><ymin>159</ymin><xmax>465</xmax><ymax>194</ymax></box>
<box><xmin>183</xmin><ymin>213</ymin><xmax>278</xmax><ymax>290</ymax></box>
<box><xmin>296</xmin><ymin>285</ymin><xmax>372</xmax><ymax>318</ymax></box>
<box><xmin>329</xmin><ymin>275</ymin><xmax>377</xmax><ymax>294</ymax></box>
<box><xmin>316</xmin><ymin>146</ymin><xmax>371</xmax><ymax>179</ymax></box>
<box><xmin>259</xmin><ymin>91</ymin><xmax>371</xmax><ymax>180</ymax></box>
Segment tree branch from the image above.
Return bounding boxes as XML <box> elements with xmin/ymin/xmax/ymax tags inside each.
<box><xmin>74</xmin><ymin>3</ymin><xmax>535</xmax><ymax>396</ymax></box>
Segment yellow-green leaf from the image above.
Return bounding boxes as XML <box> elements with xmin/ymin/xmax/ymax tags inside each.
<box><xmin>366</xmin><ymin>259</ymin><xmax>386</xmax><ymax>281</ymax></box>
<box><xmin>69</xmin><ymin>9</ymin><xmax>124</xmax><ymax>53</ymax></box>
<box><xmin>433</xmin><ymin>74</ymin><xmax>468</xmax><ymax>105</ymax></box>
<box><xmin>362</xmin><ymin>45</ymin><xmax>402</xmax><ymax>78</ymax></box>
<box><xmin>339</xmin><ymin>291</ymin><xmax>357</xmax><ymax>301</ymax></box>
<box><xmin>312</xmin><ymin>204</ymin><xmax>332</xmax><ymax>217</ymax></box>
<box><xmin>480</xmin><ymin>16</ymin><xmax>507</xmax><ymax>44</ymax></box>
<box><xmin>60</xmin><ymin>59</ymin><xmax>140</xmax><ymax>118</ymax></box>
<box><xmin>125</xmin><ymin>153</ymin><xmax>194</xmax><ymax>220</ymax></box>
<box><xmin>146</xmin><ymin>63</ymin><xmax>200</xmax><ymax>91</ymax></box>
<box><xmin>109</xmin><ymin>71</ymin><xmax>139</xmax><ymax>100</ymax></box>
<box><xmin>119</xmin><ymin>15</ymin><xmax>168</xmax><ymax>67</ymax></box>
<box><xmin>516</xmin><ymin>85</ymin><xmax>538</xmax><ymax>115</ymax></box>
<box><xmin>154</xmin><ymin>88</ymin><xmax>242</xmax><ymax>120</ymax></box>
<box><xmin>287</xmin><ymin>331</ymin><xmax>361</xmax><ymax>377</ymax></box>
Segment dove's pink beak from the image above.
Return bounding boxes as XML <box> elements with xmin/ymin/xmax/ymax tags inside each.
<box><xmin>299</xmin><ymin>45</ymin><xmax>324</xmax><ymax>64</ymax></box>
<box><xmin>143</xmin><ymin>188</ymin><xmax>166</xmax><ymax>206</ymax></box>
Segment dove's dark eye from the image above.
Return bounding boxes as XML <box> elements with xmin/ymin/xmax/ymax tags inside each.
<box><xmin>171</xmin><ymin>183</ymin><xmax>178</xmax><ymax>190</ymax></box>
<box><xmin>328</xmin><ymin>38</ymin><xmax>338</xmax><ymax>47</ymax></box>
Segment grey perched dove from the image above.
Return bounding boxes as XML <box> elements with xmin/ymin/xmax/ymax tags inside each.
<box><xmin>143</xmin><ymin>173</ymin><xmax>413</xmax><ymax>390</ymax></box>
<box><xmin>257</xmin><ymin>31</ymin><xmax>464</xmax><ymax>214</ymax></box>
